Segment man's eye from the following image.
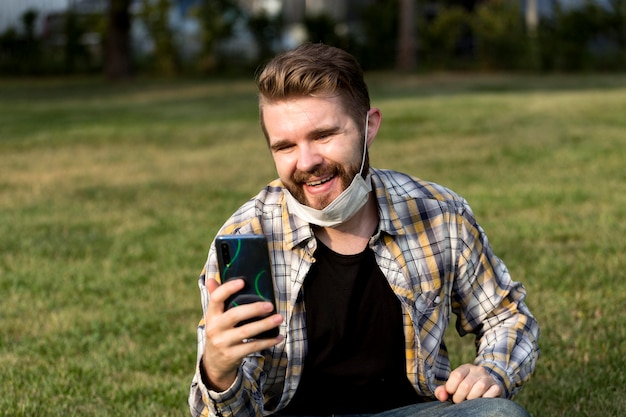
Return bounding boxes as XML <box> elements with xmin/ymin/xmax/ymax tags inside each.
<box><xmin>273</xmin><ymin>144</ymin><xmax>294</xmax><ymax>153</ymax></box>
<box><xmin>316</xmin><ymin>133</ymin><xmax>332</xmax><ymax>140</ymax></box>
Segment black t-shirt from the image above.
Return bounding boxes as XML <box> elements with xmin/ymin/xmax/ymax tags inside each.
<box><xmin>281</xmin><ymin>239</ymin><xmax>423</xmax><ymax>415</ymax></box>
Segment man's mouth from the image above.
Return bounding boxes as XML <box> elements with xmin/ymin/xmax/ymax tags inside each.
<box><xmin>306</xmin><ymin>175</ymin><xmax>335</xmax><ymax>187</ymax></box>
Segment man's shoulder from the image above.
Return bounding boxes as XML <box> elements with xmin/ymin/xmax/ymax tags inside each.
<box><xmin>235</xmin><ymin>179</ymin><xmax>285</xmax><ymax>214</ymax></box>
<box><xmin>256</xmin><ymin>179</ymin><xmax>286</xmax><ymax>205</ymax></box>
<box><xmin>219</xmin><ymin>179</ymin><xmax>286</xmax><ymax>233</ymax></box>
<box><xmin>371</xmin><ymin>168</ymin><xmax>464</xmax><ymax>204</ymax></box>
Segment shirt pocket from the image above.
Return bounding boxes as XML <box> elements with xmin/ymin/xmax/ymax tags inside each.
<box><xmin>414</xmin><ymin>288</ymin><xmax>443</xmax><ymax>315</ymax></box>
<box><xmin>412</xmin><ymin>289</ymin><xmax>446</xmax><ymax>349</ymax></box>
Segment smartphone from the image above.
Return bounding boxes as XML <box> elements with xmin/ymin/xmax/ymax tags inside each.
<box><xmin>215</xmin><ymin>234</ymin><xmax>279</xmax><ymax>339</ymax></box>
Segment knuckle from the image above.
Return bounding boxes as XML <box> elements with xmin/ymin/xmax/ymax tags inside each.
<box><xmin>476</xmin><ymin>377</ymin><xmax>488</xmax><ymax>389</ymax></box>
<box><xmin>458</xmin><ymin>380</ymin><xmax>473</xmax><ymax>393</ymax></box>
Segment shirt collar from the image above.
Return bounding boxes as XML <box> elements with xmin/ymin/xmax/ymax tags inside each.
<box><xmin>370</xmin><ymin>168</ymin><xmax>405</xmax><ymax>237</ymax></box>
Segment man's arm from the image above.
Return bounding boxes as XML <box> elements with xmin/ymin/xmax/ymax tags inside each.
<box><xmin>443</xmin><ymin>205</ymin><xmax>540</xmax><ymax>402</ymax></box>
<box><xmin>189</xmin><ymin>250</ymin><xmax>283</xmax><ymax>417</ymax></box>
<box><xmin>202</xmin><ymin>278</ymin><xmax>282</xmax><ymax>392</ymax></box>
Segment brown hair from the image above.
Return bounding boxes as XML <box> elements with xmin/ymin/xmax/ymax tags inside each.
<box><xmin>256</xmin><ymin>43</ymin><xmax>370</xmax><ymax>140</ymax></box>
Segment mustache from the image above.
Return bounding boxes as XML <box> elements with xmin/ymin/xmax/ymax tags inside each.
<box><xmin>291</xmin><ymin>165</ymin><xmax>340</xmax><ymax>184</ymax></box>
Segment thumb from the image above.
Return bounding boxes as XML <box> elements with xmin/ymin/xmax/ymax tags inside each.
<box><xmin>434</xmin><ymin>385</ymin><xmax>449</xmax><ymax>402</ymax></box>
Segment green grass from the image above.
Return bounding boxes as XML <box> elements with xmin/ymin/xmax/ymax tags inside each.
<box><xmin>1</xmin><ymin>73</ymin><xmax>625</xmax><ymax>416</ymax></box>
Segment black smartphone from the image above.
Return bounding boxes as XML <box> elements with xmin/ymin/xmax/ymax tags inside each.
<box><xmin>215</xmin><ymin>234</ymin><xmax>279</xmax><ymax>339</ymax></box>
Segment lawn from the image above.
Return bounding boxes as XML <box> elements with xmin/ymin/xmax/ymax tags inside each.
<box><xmin>1</xmin><ymin>73</ymin><xmax>625</xmax><ymax>417</ymax></box>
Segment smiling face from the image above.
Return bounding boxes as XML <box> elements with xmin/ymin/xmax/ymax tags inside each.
<box><xmin>263</xmin><ymin>95</ymin><xmax>367</xmax><ymax>210</ymax></box>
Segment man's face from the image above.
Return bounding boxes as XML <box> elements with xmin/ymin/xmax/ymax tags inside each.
<box><xmin>263</xmin><ymin>96</ymin><xmax>364</xmax><ymax>210</ymax></box>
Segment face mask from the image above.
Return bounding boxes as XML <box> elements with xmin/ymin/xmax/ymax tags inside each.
<box><xmin>284</xmin><ymin>113</ymin><xmax>372</xmax><ymax>228</ymax></box>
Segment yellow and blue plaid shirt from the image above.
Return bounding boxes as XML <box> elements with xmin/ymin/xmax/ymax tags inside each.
<box><xmin>189</xmin><ymin>168</ymin><xmax>540</xmax><ymax>417</ymax></box>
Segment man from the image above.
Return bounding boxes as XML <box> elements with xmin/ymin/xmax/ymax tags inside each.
<box><xmin>189</xmin><ymin>43</ymin><xmax>539</xmax><ymax>417</ymax></box>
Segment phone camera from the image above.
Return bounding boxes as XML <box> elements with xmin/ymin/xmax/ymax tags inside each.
<box><xmin>220</xmin><ymin>243</ymin><xmax>231</xmax><ymax>264</ymax></box>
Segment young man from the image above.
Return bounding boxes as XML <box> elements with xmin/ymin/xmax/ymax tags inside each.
<box><xmin>189</xmin><ymin>43</ymin><xmax>539</xmax><ymax>417</ymax></box>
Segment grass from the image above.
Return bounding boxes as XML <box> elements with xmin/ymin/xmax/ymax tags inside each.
<box><xmin>1</xmin><ymin>72</ymin><xmax>625</xmax><ymax>416</ymax></box>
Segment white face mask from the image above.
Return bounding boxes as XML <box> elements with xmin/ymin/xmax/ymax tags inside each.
<box><xmin>284</xmin><ymin>114</ymin><xmax>372</xmax><ymax>228</ymax></box>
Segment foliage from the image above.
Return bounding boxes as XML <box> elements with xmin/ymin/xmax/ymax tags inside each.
<box><xmin>537</xmin><ymin>0</ymin><xmax>626</xmax><ymax>71</ymax></box>
<box><xmin>359</xmin><ymin>0</ymin><xmax>399</xmax><ymax>70</ymax></box>
<box><xmin>0</xmin><ymin>8</ymin><xmax>96</xmax><ymax>75</ymax></box>
<box><xmin>193</xmin><ymin>0</ymin><xmax>241</xmax><ymax>72</ymax></box>
<box><xmin>419</xmin><ymin>6</ymin><xmax>471</xmax><ymax>70</ymax></box>
<box><xmin>418</xmin><ymin>0</ymin><xmax>626</xmax><ymax>72</ymax></box>
<box><xmin>247</xmin><ymin>11</ymin><xmax>283</xmax><ymax>64</ymax></box>
<box><xmin>302</xmin><ymin>12</ymin><xmax>356</xmax><ymax>54</ymax></box>
<box><xmin>63</xmin><ymin>10</ymin><xmax>98</xmax><ymax>74</ymax></box>
<box><xmin>3</xmin><ymin>1</ymin><xmax>626</xmax><ymax>75</ymax></box>
<box><xmin>545</xmin><ymin>1</ymin><xmax>605</xmax><ymax>71</ymax></box>
<box><xmin>0</xmin><ymin>11</ymin><xmax>42</xmax><ymax>75</ymax></box>
<box><xmin>137</xmin><ymin>0</ymin><xmax>180</xmax><ymax>75</ymax></box>
<box><xmin>607</xmin><ymin>0</ymin><xmax>626</xmax><ymax>45</ymax></box>
<box><xmin>470</xmin><ymin>0</ymin><xmax>529</xmax><ymax>70</ymax></box>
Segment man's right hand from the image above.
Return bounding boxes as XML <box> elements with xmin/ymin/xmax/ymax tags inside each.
<box><xmin>202</xmin><ymin>277</ymin><xmax>284</xmax><ymax>392</ymax></box>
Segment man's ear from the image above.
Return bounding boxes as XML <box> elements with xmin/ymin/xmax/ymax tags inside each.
<box><xmin>366</xmin><ymin>108</ymin><xmax>382</xmax><ymax>146</ymax></box>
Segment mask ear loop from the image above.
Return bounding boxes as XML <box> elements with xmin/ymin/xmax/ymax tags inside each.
<box><xmin>358</xmin><ymin>112</ymin><xmax>370</xmax><ymax>176</ymax></box>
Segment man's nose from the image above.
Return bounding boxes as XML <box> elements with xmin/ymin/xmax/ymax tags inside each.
<box><xmin>296</xmin><ymin>143</ymin><xmax>323</xmax><ymax>173</ymax></box>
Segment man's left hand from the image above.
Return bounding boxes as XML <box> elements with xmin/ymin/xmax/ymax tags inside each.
<box><xmin>434</xmin><ymin>364</ymin><xmax>503</xmax><ymax>403</ymax></box>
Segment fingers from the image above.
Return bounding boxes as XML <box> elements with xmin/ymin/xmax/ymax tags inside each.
<box><xmin>206</xmin><ymin>297</ymin><xmax>281</xmax><ymax>342</ymax></box>
<box><xmin>225</xmin><ymin>301</ymin><xmax>281</xmax><ymax>338</ymax></box>
<box><xmin>206</xmin><ymin>277</ymin><xmax>282</xmax><ymax>339</ymax></box>
<box><xmin>203</xmin><ymin>299</ymin><xmax>283</xmax><ymax>391</ymax></box>
<box><xmin>436</xmin><ymin>364</ymin><xmax>503</xmax><ymax>403</ymax></box>
<box><xmin>482</xmin><ymin>383</ymin><xmax>502</xmax><ymax>398</ymax></box>
<box><xmin>206</xmin><ymin>278</ymin><xmax>245</xmax><ymax>311</ymax></box>
<box><xmin>206</xmin><ymin>277</ymin><xmax>221</xmax><ymax>294</ymax></box>
<box><xmin>202</xmin><ymin>276</ymin><xmax>284</xmax><ymax>390</ymax></box>
<box><xmin>434</xmin><ymin>385</ymin><xmax>449</xmax><ymax>402</ymax></box>
<box><xmin>209</xmin><ymin>313</ymin><xmax>283</xmax><ymax>360</ymax></box>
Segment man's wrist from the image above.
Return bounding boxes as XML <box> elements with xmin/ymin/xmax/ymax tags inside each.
<box><xmin>479</xmin><ymin>363</ymin><xmax>510</xmax><ymax>398</ymax></box>
<box><xmin>199</xmin><ymin>356</ymin><xmax>238</xmax><ymax>392</ymax></box>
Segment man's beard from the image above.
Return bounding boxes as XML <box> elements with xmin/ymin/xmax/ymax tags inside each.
<box><xmin>284</xmin><ymin>155</ymin><xmax>369</xmax><ymax>210</ymax></box>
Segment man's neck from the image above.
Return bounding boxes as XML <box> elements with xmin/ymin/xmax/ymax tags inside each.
<box><xmin>313</xmin><ymin>193</ymin><xmax>378</xmax><ymax>255</ymax></box>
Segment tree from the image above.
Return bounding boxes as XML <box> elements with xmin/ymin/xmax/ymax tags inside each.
<box><xmin>397</xmin><ymin>0</ymin><xmax>417</xmax><ymax>70</ymax></box>
<box><xmin>248</xmin><ymin>11</ymin><xmax>283</xmax><ymax>64</ymax></box>
<box><xmin>360</xmin><ymin>0</ymin><xmax>398</xmax><ymax>70</ymax></box>
<box><xmin>105</xmin><ymin>0</ymin><xmax>132</xmax><ymax>80</ymax></box>
<box><xmin>138</xmin><ymin>0</ymin><xmax>179</xmax><ymax>75</ymax></box>
<box><xmin>525</xmin><ymin>0</ymin><xmax>540</xmax><ymax>70</ymax></box>
<box><xmin>194</xmin><ymin>0</ymin><xmax>240</xmax><ymax>71</ymax></box>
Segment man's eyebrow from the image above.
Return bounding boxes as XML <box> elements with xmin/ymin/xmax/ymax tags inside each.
<box><xmin>306</xmin><ymin>125</ymin><xmax>341</xmax><ymax>139</ymax></box>
<box><xmin>269</xmin><ymin>125</ymin><xmax>343</xmax><ymax>151</ymax></box>
<box><xmin>269</xmin><ymin>139</ymin><xmax>293</xmax><ymax>152</ymax></box>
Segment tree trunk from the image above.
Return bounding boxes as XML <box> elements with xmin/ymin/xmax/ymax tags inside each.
<box><xmin>105</xmin><ymin>0</ymin><xmax>132</xmax><ymax>80</ymax></box>
<box><xmin>525</xmin><ymin>0</ymin><xmax>540</xmax><ymax>70</ymax></box>
<box><xmin>396</xmin><ymin>0</ymin><xmax>417</xmax><ymax>71</ymax></box>
<box><xmin>525</xmin><ymin>0</ymin><xmax>538</xmax><ymax>34</ymax></box>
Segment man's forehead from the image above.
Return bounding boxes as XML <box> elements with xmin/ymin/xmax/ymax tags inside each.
<box><xmin>263</xmin><ymin>97</ymin><xmax>348</xmax><ymax>126</ymax></box>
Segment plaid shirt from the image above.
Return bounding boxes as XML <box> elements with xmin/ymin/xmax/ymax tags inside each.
<box><xmin>189</xmin><ymin>168</ymin><xmax>540</xmax><ymax>417</ymax></box>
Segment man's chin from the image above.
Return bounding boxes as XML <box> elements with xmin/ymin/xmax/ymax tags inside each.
<box><xmin>299</xmin><ymin>195</ymin><xmax>323</xmax><ymax>210</ymax></box>
<box><xmin>296</xmin><ymin>194</ymin><xmax>330</xmax><ymax>211</ymax></box>
<box><xmin>285</xmin><ymin>183</ymin><xmax>336</xmax><ymax>209</ymax></box>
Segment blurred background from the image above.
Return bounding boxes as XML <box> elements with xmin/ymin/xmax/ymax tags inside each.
<box><xmin>1</xmin><ymin>0</ymin><xmax>624</xmax><ymax>79</ymax></box>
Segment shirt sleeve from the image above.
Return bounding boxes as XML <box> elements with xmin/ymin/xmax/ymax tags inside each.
<box><xmin>188</xmin><ymin>248</ymin><xmax>268</xmax><ymax>417</ymax></box>
<box><xmin>452</xmin><ymin>202</ymin><xmax>540</xmax><ymax>398</ymax></box>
